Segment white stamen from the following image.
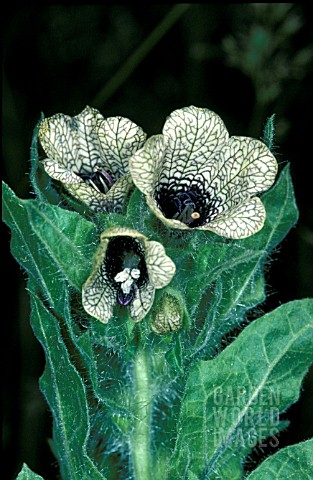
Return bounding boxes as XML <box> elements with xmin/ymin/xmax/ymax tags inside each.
<box><xmin>131</xmin><ymin>269</ymin><xmax>140</xmax><ymax>280</ymax></box>
<box><xmin>99</xmin><ymin>176</ymin><xmax>110</xmax><ymax>193</ymax></box>
<box><xmin>88</xmin><ymin>178</ymin><xmax>101</xmax><ymax>193</ymax></box>
<box><xmin>121</xmin><ymin>278</ymin><xmax>134</xmax><ymax>294</ymax></box>
<box><xmin>114</xmin><ymin>268</ymin><xmax>141</xmax><ymax>294</ymax></box>
<box><xmin>114</xmin><ymin>268</ymin><xmax>131</xmax><ymax>283</ymax></box>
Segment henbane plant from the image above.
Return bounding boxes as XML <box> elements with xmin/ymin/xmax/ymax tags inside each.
<box><xmin>3</xmin><ymin>105</ymin><xmax>313</xmax><ymax>480</ymax></box>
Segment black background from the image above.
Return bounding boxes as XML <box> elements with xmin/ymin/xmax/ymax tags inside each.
<box><xmin>3</xmin><ymin>5</ymin><xmax>313</xmax><ymax>479</ymax></box>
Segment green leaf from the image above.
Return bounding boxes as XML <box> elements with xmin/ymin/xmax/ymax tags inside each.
<box><xmin>16</xmin><ymin>463</ymin><xmax>45</xmax><ymax>480</ymax></box>
<box><xmin>185</xmin><ymin>164</ymin><xmax>299</xmax><ymax>361</ymax></box>
<box><xmin>126</xmin><ymin>186</ymin><xmax>157</xmax><ymax>236</ymax></box>
<box><xmin>29</xmin><ymin>279</ymin><xmax>106</xmax><ymax>480</ymax></box>
<box><xmin>187</xmin><ymin>472</ymin><xmax>200</xmax><ymax>480</ymax></box>
<box><xmin>3</xmin><ymin>182</ymin><xmax>65</xmax><ymax>312</ymax></box>
<box><xmin>2</xmin><ymin>181</ymin><xmax>98</xmax><ymax>293</ymax></box>
<box><xmin>26</xmin><ymin>201</ymin><xmax>98</xmax><ymax>290</ymax></box>
<box><xmin>170</xmin><ymin>299</ymin><xmax>313</xmax><ymax>479</ymax></box>
<box><xmin>246</xmin><ymin>438</ymin><xmax>313</xmax><ymax>479</ymax></box>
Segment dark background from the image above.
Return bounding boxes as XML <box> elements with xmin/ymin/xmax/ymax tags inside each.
<box><xmin>3</xmin><ymin>5</ymin><xmax>313</xmax><ymax>479</ymax></box>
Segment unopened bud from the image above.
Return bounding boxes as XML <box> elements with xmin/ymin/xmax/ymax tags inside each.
<box><xmin>151</xmin><ymin>293</ymin><xmax>183</xmax><ymax>335</ymax></box>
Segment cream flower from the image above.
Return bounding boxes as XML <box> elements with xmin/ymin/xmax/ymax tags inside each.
<box><xmin>82</xmin><ymin>227</ymin><xmax>176</xmax><ymax>323</ymax></box>
<box><xmin>129</xmin><ymin>106</ymin><xmax>278</xmax><ymax>239</ymax></box>
<box><xmin>38</xmin><ymin>105</ymin><xmax>146</xmax><ymax>212</ymax></box>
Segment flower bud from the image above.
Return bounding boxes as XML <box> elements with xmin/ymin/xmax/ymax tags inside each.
<box><xmin>151</xmin><ymin>292</ymin><xmax>183</xmax><ymax>335</ymax></box>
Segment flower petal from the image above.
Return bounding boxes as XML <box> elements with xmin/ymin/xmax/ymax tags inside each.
<box><xmin>100</xmin><ymin>226</ymin><xmax>146</xmax><ymax>242</ymax></box>
<box><xmin>163</xmin><ymin>105</ymin><xmax>229</xmax><ymax>151</ymax></box>
<box><xmin>97</xmin><ymin>116</ymin><xmax>147</xmax><ymax>178</ymax></box>
<box><xmin>82</xmin><ymin>238</ymin><xmax>115</xmax><ymax>323</ymax></box>
<box><xmin>39</xmin><ymin>113</ymin><xmax>78</xmax><ymax>168</ymax></box>
<box><xmin>39</xmin><ymin>106</ymin><xmax>106</xmax><ymax>173</ymax></box>
<box><xmin>71</xmin><ymin>106</ymin><xmax>107</xmax><ymax>173</ymax></box>
<box><xmin>92</xmin><ymin>174</ymin><xmax>133</xmax><ymax>212</ymax></box>
<box><xmin>129</xmin><ymin>135</ymin><xmax>166</xmax><ymax>195</ymax></box>
<box><xmin>42</xmin><ymin>159</ymin><xmax>83</xmax><ymax>184</ymax></box>
<box><xmin>128</xmin><ymin>283</ymin><xmax>155</xmax><ymax>322</ymax></box>
<box><xmin>144</xmin><ymin>240</ymin><xmax>176</xmax><ymax>288</ymax></box>
<box><xmin>158</xmin><ymin>106</ymin><xmax>229</xmax><ymax>185</ymax></box>
<box><xmin>146</xmin><ymin>195</ymin><xmax>191</xmax><ymax>230</ymax></box>
<box><xmin>212</xmin><ymin>136</ymin><xmax>278</xmax><ymax>211</ymax></box>
<box><xmin>66</xmin><ymin>174</ymin><xmax>133</xmax><ymax>213</ymax></box>
<box><xmin>199</xmin><ymin>197</ymin><xmax>266</xmax><ymax>239</ymax></box>
<box><xmin>82</xmin><ymin>271</ymin><xmax>115</xmax><ymax>324</ymax></box>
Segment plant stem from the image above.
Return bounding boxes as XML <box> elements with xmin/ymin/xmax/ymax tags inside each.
<box><xmin>131</xmin><ymin>347</ymin><xmax>153</xmax><ymax>480</ymax></box>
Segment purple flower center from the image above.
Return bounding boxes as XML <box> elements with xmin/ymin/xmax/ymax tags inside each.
<box><xmin>105</xmin><ymin>236</ymin><xmax>148</xmax><ymax>308</ymax></box>
<box><xmin>118</xmin><ymin>289</ymin><xmax>135</xmax><ymax>306</ymax></box>
<box><xmin>78</xmin><ymin>166</ymin><xmax>114</xmax><ymax>194</ymax></box>
<box><xmin>155</xmin><ymin>185</ymin><xmax>221</xmax><ymax>227</ymax></box>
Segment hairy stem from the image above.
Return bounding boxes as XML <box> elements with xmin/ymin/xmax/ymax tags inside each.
<box><xmin>131</xmin><ymin>347</ymin><xmax>153</xmax><ymax>480</ymax></box>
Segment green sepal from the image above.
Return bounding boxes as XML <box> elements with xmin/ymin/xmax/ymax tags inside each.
<box><xmin>16</xmin><ymin>464</ymin><xmax>45</xmax><ymax>480</ymax></box>
<box><xmin>261</xmin><ymin>113</ymin><xmax>276</xmax><ymax>151</ymax></box>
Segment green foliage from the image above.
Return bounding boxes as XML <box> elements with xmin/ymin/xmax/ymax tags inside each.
<box><xmin>246</xmin><ymin>438</ymin><xmax>313</xmax><ymax>480</ymax></box>
<box><xmin>16</xmin><ymin>464</ymin><xmax>45</xmax><ymax>480</ymax></box>
<box><xmin>169</xmin><ymin>299</ymin><xmax>313</xmax><ymax>479</ymax></box>
<box><xmin>29</xmin><ymin>280</ymin><xmax>107</xmax><ymax>480</ymax></box>
<box><xmin>3</xmin><ymin>122</ymin><xmax>313</xmax><ymax>480</ymax></box>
